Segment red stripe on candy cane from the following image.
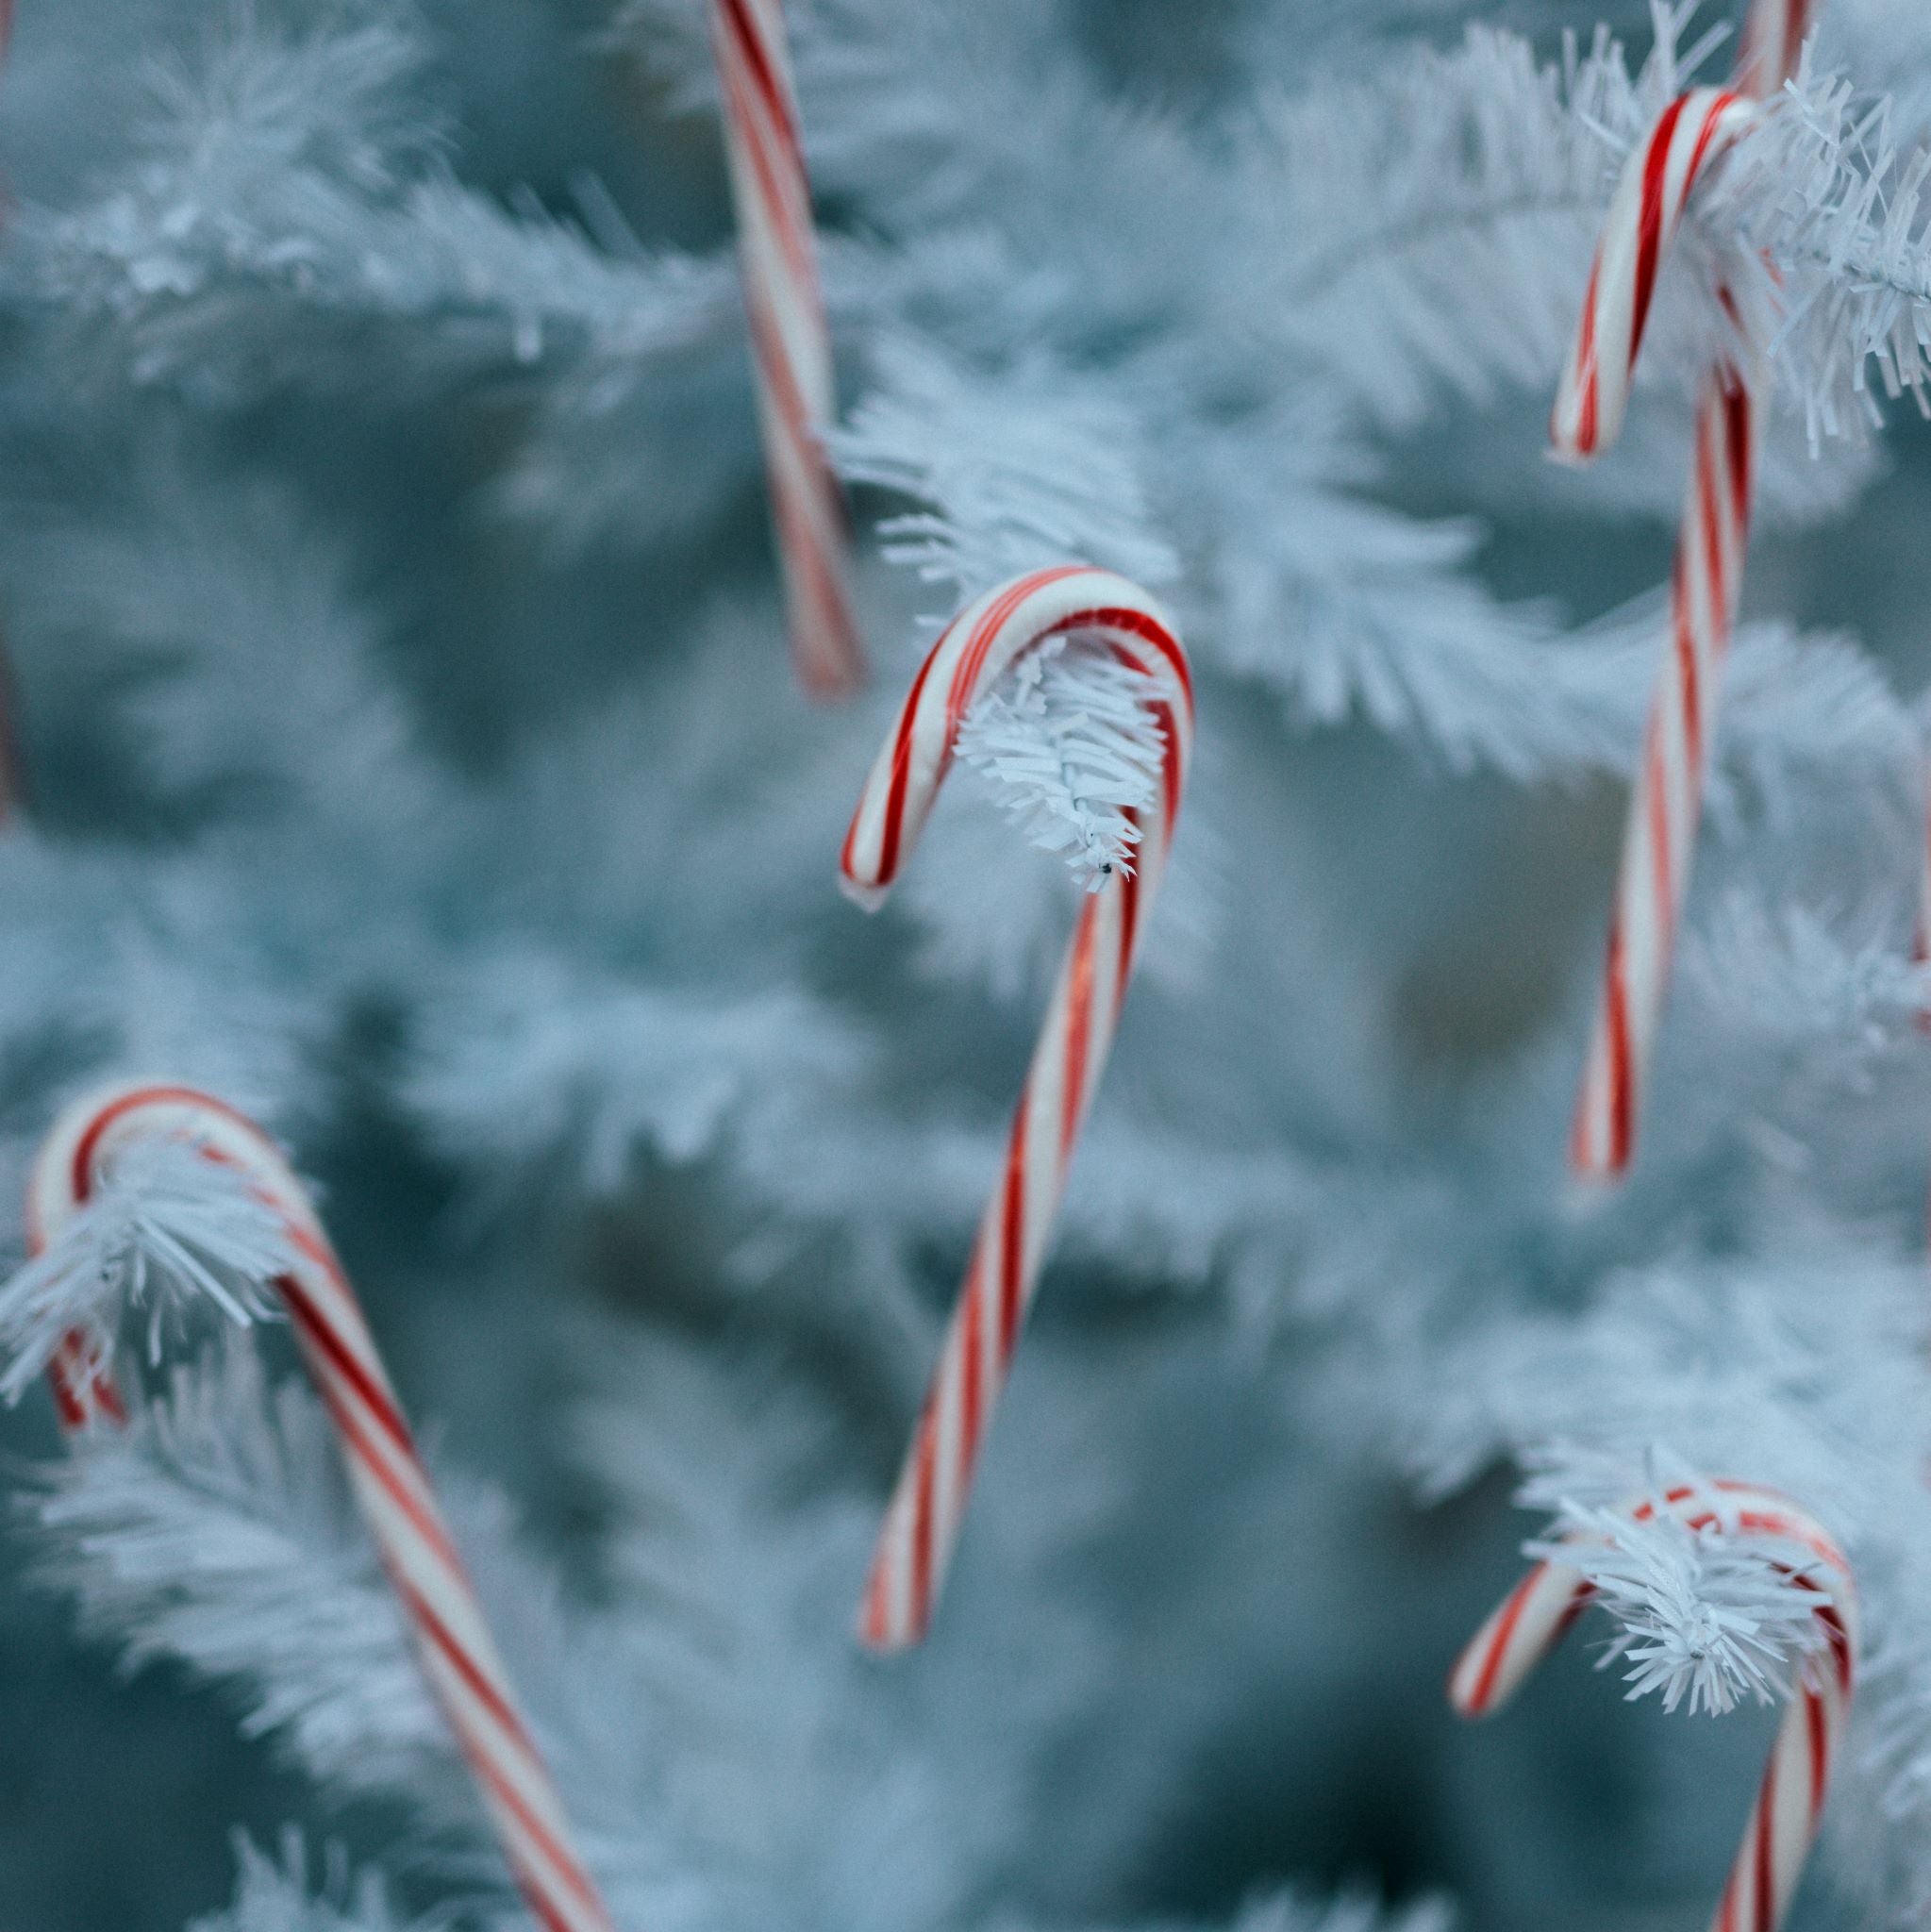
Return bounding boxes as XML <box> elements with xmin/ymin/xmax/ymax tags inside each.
<box><xmin>842</xmin><ymin>568</ymin><xmax>1193</xmax><ymax>1649</ymax></box>
<box><xmin>708</xmin><ymin>0</ymin><xmax>864</xmax><ymax>700</ymax></box>
<box><xmin>28</xmin><ymin>1082</ymin><xmax>620</xmax><ymax>1932</ymax></box>
<box><xmin>1449</xmin><ymin>1481</ymin><xmax>1856</xmax><ymax>1932</ymax></box>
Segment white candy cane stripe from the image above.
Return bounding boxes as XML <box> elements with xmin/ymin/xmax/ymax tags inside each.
<box><xmin>708</xmin><ymin>0</ymin><xmax>863</xmax><ymax>701</ymax></box>
<box><xmin>1571</xmin><ymin>364</ymin><xmax>1756</xmax><ymax>1176</ymax></box>
<box><xmin>844</xmin><ymin>567</ymin><xmax>1193</xmax><ymax>1649</ymax></box>
<box><xmin>1550</xmin><ymin>88</ymin><xmax>1757</xmax><ymax>462</ymax></box>
<box><xmin>1451</xmin><ymin>1480</ymin><xmax>1856</xmax><ymax>1932</ymax></box>
<box><xmin>27</xmin><ymin>1083</ymin><xmax>619</xmax><ymax>1932</ymax></box>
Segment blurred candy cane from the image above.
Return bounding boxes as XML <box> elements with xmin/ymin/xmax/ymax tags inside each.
<box><xmin>709</xmin><ymin>0</ymin><xmax>864</xmax><ymax>700</ymax></box>
<box><xmin>25</xmin><ymin>1082</ymin><xmax>619</xmax><ymax>1932</ymax></box>
<box><xmin>844</xmin><ymin>566</ymin><xmax>1192</xmax><ymax>1648</ymax></box>
<box><xmin>1451</xmin><ymin>1479</ymin><xmax>1856</xmax><ymax>1932</ymax></box>
<box><xmin>1737</xmin><ymin>0</ymin><xmax>1816</xmax><ymax>95</ymax></box>
<box><xmin>1561</xmin><ymin>0</ymin><xmax>1815</xmax><ymax>1180</ymax></box>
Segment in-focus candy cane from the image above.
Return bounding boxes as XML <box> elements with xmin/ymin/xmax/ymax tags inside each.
<box><xmin>843</xmin><ymin>566</ymin><xmax>1193</xmax><ymax>1649</ymax></box>
<box><xmin>1451</xmin><ymin>1480</ymin><xmax>1856</xmax><ymax>1932</ymax></box>
<box><xmin>708</xmin><ymin>0</ymin><xmax>864</xmax><ymax>701</ymax></box>
<box><xmin>1561</xmin><ymin>0</ymin><xmax>1814</xmax><ymax>1180</ymax></box>
<box><xmin>27</xmin><ymin>1082</ymin><xmax>619</xmax><ymax>1932</ymax></box>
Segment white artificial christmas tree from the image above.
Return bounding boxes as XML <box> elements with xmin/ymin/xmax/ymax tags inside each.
<box><xmin>2</xmin><ymin>0</ymin><xmax>1931</xmax><ymax>1925</ymax></box>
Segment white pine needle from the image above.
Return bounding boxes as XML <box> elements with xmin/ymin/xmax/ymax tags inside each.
<box><xmin>190</xmin><ymin>1831</ymin><xmax>409</xmax><ymax>1932</ymax></box>
<box><xmin>1532</xmin><ymin>1490</ymin><xmax>1836</xmax><ymax>1715</ymax></box>
<box><xmin>0</xmin><ymin>1132</ymin><xmax>298</xmax><ymax>1402</ymax></box>
<box><xmin>956</xmin><ymin>635</ymin><xmax>1165</xmax><ymax>891</ymax></box>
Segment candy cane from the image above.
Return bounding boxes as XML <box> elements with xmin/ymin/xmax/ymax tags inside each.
<box><xmin>1549</xmin><ymin>90</ymin><xmax>1760</xmax><ymax>465</ymax></box>
<box><xmin>26</xmin><ymin>1082</ymin><xmax>619</xmax><ymax>1932</ymax></box>
<box><xmin>1451</xmin><ymin>1480</ymin><xmax>1856</xmax><ymax>1932</ymax></box>
<box><xmin>845</xmin><ymin>566</ymin><xmax>1192</xmax><ymax>1649</ymax></box>
<box><xmin>1737</xmin><ymin>0</ymin><xmax>1817</xmax><ymax>97</ymax></box>
<box><xmin>708</xmin><ymin>0</ymin><xmax>864</xmax><ymax>701</ymax></box>
<box><xmin>1562</xmin><ymin>0</ymin><xmax>1814</xmax><ymax>1178</ymax></box>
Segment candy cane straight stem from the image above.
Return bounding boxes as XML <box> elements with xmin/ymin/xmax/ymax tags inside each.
<box><xmin>844</xmin><ymin>567</ymin><xmax>1193</xmax><ymax>1650</ymax></box>
<box><xmin>1572</xmin><ymin>363</ymin><xmax>1756</xmax><ymax>1175</ymax></box>
<box><xmin>708</xmin><ymin>0</ymin><xmax>864</xmax><ymax>700</ymax></box>
<box><xmin>31</xmin><ymin>1083</ymin><xmax>618</xmax><ymax>1932</ymax></box>
<box><xmin>1559</xmin><ymin>0</ymin><xmax>1811</xmax><ymax>1177</ymax></box>
<box><xmin>1450</xmin><ymin>1480</ymin><xmax>1856</xmax><ymax>1932</ymax></box>
<box><xmin>1737</xmin><ymin>0</ymin><xmax>1816</xmax><ymax>97</ymax></box>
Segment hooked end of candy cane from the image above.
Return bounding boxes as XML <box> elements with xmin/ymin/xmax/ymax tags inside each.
<box><xmin>27</xmin><ymin>1077</ymin><xmax>173</xmax><ymax>1255</ymax></box>
<box><xmin>1445</xmin><ymin>1640</ymin><xmax>1497</xmax><ymax>1720</ymax></box>
<box><xmin>1448</xmin><ymin>1560</ymin><xmax>1592</xmax><ymax>1719</ymax></box>
<box><xmin>27</xmin><ymin>1077</ymin><xmax>316</xmax><ymax>1265</ymax></box>
<box><xmin>1446</xmin><ymin>1608</ymin><xmax>1534</xmax><ymax>1720</ymax></box>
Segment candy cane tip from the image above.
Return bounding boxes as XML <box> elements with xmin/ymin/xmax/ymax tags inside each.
<box><xmin>802</xmin><ymin>657</ymin><xmax>867</xmax><ymax>705</ymax></box>
<box><xmin>1549</xmin><ymin>379</ymin><xmax>1594</xmax><ymax>461</ymax></box>
<box><xmin>1445</xmin><ymin>1636</ymin><xmax>1513</xmax><ymax>1720</ymax></box>
<box><xmin>854</xmin><ymin>1593</ymin><xmax>925</xmax><ymax>1653</ymax></box>
<box><xmin>838</xmin><ymin>874</ymin><xmax>891</xmax><ymax>913</ymax></box>
<box><xmin>1545</xmin><ymin>397</ymin><xmax>1600</xmax><ymax>463</ymax></box>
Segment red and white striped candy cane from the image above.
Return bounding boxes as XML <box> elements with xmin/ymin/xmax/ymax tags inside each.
<box><xmin>843</xmin><ymin>566</ymin><xmax>1193</xmax><ymax>1649</ymax></box>
<box><xmin>1450</xmin><ymin>1479</ymin><xmax>1856</xmax><ymax>1932</ymax></box>
<box><xmin>1561</xmin><ymin>0</ymin><xmax>1815</xmax><ymax>1179</ymax></box>
<box><xmin>1737</xmin><ymin>0</ymin><xmax>1816</xmax><ymax>97</ymax></box>
<box><xmin>27</xmin><ymin>1082</ymin><xmax>619</xmax><ymax>1932</ymax></box>
<box><xmin>1548</xmin><ymin>89</ymin><xmax>1759</xmax><ymax>464</ymax></box>
<box><xmin>708</xmin><ymin>0</ymin><xmax>864</xmax><ymax>701</ymax></box>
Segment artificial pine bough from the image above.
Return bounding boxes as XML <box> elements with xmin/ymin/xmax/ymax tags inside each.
<box><xmin>5</xmin><ymin>0</ymin><xmax>1931</xmax><ymax>1929</ymax></box>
